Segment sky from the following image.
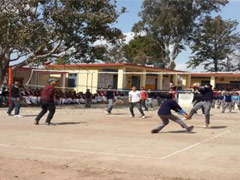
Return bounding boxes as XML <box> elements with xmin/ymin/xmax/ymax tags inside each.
<box><xmin>114</xmin><ymin>0</ymin><xmax>240</xmax><ymax>71</ymax></box>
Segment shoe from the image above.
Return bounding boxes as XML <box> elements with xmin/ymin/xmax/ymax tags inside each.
<box><xmin>129</xmin><ymin>115</ymin><xmax>134</xmax><ymax>118</ymax></box>
<box><xmin>204</xmin><ymin>124</ymin><xmax>209</xmax><ymax>128</ymax></box>
<box><xmin>105</xmin><ymin>111</ymin><xmax>110</xmax><ymax>115</ymax></box>
<box><xmin>182</xmin><ymin>118</ymin><xmax>187</xmax><ymax>121</ymax></box>
<box><xmin>15</xmin><ymin>115</ymin><xmax>22</xmax><ymax>118</ymax></box>
<box><xmin>34</xmin><ymin>119</ymin><xmax>39</xmax><ymax>125</ymax></box>
<box><xmin>151</xmin><ymin>129</ymin><xmax>159</xmax><ymax>134</ymax></box>
<box><xmin>141</xmin><ymin>116</ymin><xmax>146</xmax><ymax>119</ymax></box>
<box><xmin>7</xmin><ymin>113</ymin><xmax>13</xmax><ymax>116</ymax></box>
<box><xmin>187</xmin><ymin>126</ymin><xmax>194</xmax><ymax>132</ymax></box>
<box><xmin>44</xmin><ymin>122</ymin><xmax>55</xmax><ymax>126</ymax></box>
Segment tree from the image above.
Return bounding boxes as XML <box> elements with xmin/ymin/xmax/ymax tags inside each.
<box><xmin>225</xmin><ymin>50</ymin><xmax>240</xmax><ymax>71</ymax></box>
<box><xmin>133</xmin><ymin>0</ymin><xmax>228</xmax><ymax>69</ymax></box>
<box><xmin>0</xmin><ymin>0</ymin><xmax>125</xmax><ymax>84</ymax></box>
<box><xmin>187</xmin><ymin>16</ymin><xmax>240</xmax><ymax>72</ymax></box>
<box><xmin>121</xmin><ymin>36</ymin><xmax>166</xmax><ymax>66</ymax></box>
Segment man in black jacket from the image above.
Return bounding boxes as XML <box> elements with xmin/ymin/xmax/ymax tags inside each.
<box><xmin>7</xmin><ymin>81</ymin><xmax>21</xmax><ymax>117</ymax></box>
<box><xmin>105</xmin><ymin>85</ymin><xmax>115</xmax><ymax>114</ymax></box>
<box><xmin>189</xmin><ymin>84</ymin><xmax>214</xmax><ymax>128</ymax></box>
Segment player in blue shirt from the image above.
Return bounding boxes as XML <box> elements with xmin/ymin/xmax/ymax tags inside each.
<box><xmin>151</xmin><ymin>93</ymin><xmax>194</xmax><ymax>133</ymax></box>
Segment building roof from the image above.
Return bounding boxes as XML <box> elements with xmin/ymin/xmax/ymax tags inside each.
<box><xmin>191</xmin><ymin>72</ymin><xmax>240</xmax><ymax>77</ymax></box>
<box><xmin>47</xmin><ymin>63</ymin><xmax>185</xmax><ymax>72</ymax></box>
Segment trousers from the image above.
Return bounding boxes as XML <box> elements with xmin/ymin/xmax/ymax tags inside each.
<box><xmin>129</xmin><ymin>102</ymin><xmax>145</xmax><ymax>116</ymax></box>
<box><xmin>189</xmin><ymin>101</ymin><xmax>212</xmax><ymax>125</ymax></box>
<box><xmin>36</xmin><ymin>100</ymin><xmax>56</xmax><ymax>123</ymax></box>
<box><xmin>155</xmin><ymin>114</ymin><xmax>188</xmax><ymax>131</ymax></box>
<box><xmin>7</xmin><ymin>97</ymin><xmax>21</xmax><ymax>115</ymax></box>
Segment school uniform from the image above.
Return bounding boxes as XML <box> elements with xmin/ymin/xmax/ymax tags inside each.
<box><xmin>189</xmin><ymin>87</ymin><xmax>213</xmax><ymax>126</ymax></box>
<box><xmin>222</xmin><ymin>95</ymin><xmax>232</xmax><ymax>113</ymax></box>
<box><xmin>151</xmin><ymin>99</ymin><xmax>192</xmax><ymax>133</ymax></box>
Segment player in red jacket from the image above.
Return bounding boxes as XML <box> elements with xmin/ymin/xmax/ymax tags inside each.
<box><xmin>35</xmin><ymin>78</ymin><xmax>57</xmax><ymax>126</ymax></box>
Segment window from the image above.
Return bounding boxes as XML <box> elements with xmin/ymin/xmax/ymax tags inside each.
<box><xmin>68</xmin><ymin>74</ymin><xmax>77</xmax><ymax>88</ymax></box>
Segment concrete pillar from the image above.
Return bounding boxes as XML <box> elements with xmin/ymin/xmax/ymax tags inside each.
<box><xmin>117</xmin><ymin>68</ymin><xmax>126</xmax><ymax>90</ymax></box>
<box><xmin>210</xmin><ymin>76</ymin><xmax>216</xmax><ymax>88</ymax></box>
<box><xmin>140</xmin><ymin>70</ymin><xmax>146</xmax><ymax>88</ymax></box>
<box><xmin>172</xmin><ymin>74</ymin><xmax>178</xmax><ymax>86</ymax></box>
<box><xmin>186</xmin><ymin>75</ymin><xmax>191</xmax><ymax>89</ymax></box>
<box><xmin>61</xmin><ymin>74</ymin><xmax>66</xmax><ymax>93</ymax></box>
<box><xmin>157</xmin><ymin>74</ymin><xmax>163</xmax><ymax>90</ymax></box>
<box><xmin>182</xmin><ymin>75</ymin><xmax>191</xmax><ymax>89</ymax></box>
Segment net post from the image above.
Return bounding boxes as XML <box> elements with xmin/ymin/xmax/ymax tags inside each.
<box><xmin>8</xmin><ymin>66</ymin><xmax>13</xmax><ymax>106</ymax></box>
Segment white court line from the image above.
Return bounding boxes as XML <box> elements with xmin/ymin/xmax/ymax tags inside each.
<box><xmin>0</xmin><ymin>129</ymin><xmax>234</xmax><ymax>160</ymax></box>
<box><xmin>160</xmin><ymin>129</ymin><xmax>232</xmax><ymax>160</ymax></box>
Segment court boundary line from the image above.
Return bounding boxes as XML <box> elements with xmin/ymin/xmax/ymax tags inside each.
<box><xmin>0</xmin><ymin>129</ymin><xmax>234</xmax><ymax>160</ymax></box>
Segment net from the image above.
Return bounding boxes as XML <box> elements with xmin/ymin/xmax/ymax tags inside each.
<box><xmin>25</xmin><ymin>69</ymin><xmax>193</xmax><ymax>94</ymax></box>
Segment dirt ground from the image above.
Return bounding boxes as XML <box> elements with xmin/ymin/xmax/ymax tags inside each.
<box><xmin>0</xmin><ymin>105</ymin><xmax>240</xmax><ymax>180</ymax></box>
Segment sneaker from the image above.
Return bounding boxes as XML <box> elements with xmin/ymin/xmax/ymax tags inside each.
<box><xmin>7</xmin><ymin>113</ymin><xmax>13</xmax><ymax>116</ymax></box>
<box><xmin>15</xmin><ymin>115</ymin><xmax>22</xmax><ymax>118</ymax></box>
<box><xmin>204</xmin><ymin>124</ymin><xmax>209</xmax><ymax>128</ymax></box>
<box><xmin>141</xmin><ymin>116</ymin><xmax>146</xmax><ymax>119</ymax></box>
<box><xmin>129</xmin><ymin>115</ymin><xmax>134</xmax><ymax>118</ymax></box>
<box><xmin>34</xmin><ymin>119</ymin><xmax>39</xmax><ymax>125</ymax></box>
<box><xmin>105</xmin><ymin>111</ymin><xmax>110</xmax><ymax>115</ymax></box>
<box><xmin>151</xmin><ymin>129</ymin><xmax>159</xmax><ymax>134</ymax></box>
<box><xmin>186</xmin><ymin>126</ymin><xmax>194</xmax><ymax>132</ymax></box>
<box><xmin>44</xmin><ymin>122</ymin><xmax>55</xmax><ymax>126</ymax></box>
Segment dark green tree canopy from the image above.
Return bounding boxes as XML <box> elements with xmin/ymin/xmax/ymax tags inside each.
<box><xmin>0</xmin><ymin>0</ymin><xmax>125</xmax><ymax>84</ymax></box>
<box><xmin>133</xmin><ymin>0</ymin><xmax>228</xmax><ymax>69</ymax></box>
<box><xmin>187</xmin><ymin>16</ymin><xmax>240</xmax><ymax>72</ymax></box>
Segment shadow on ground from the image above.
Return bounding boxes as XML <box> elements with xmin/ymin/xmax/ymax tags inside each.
<box><xmin>54</xmin><ymin>122</ymin><xmax>88</xmax><ymax>125</ymax></box>
<box><xmin>23</xmin><ymin>115</ymin><xmax>38</xmax><ymax>117</ymax></box>
<box><xmin>161</xmin><ymin>130</ymin><xmax>196</xmax><ymax>134</ymax></box>
<box><xmin>208</xmin><ymin>126</ymin><xmax>228</xmax><ymax>129</ymax></box>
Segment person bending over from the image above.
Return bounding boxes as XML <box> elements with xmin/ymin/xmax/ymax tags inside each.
<box><xmin>151</xmin><ymin>93</ymin><xmax>194</xmax><ymax>133</ymax></box>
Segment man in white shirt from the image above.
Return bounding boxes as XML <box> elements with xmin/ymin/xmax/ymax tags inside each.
<box><xmin>129</xmin><ymin>87</ymin><xmax>145</xmax><ymax>118</ymax></box>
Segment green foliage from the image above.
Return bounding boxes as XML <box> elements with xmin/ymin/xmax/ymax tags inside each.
<box><xmin>133</xmin><ymin>0</ymin><xmax>228</xmax><ymax>69</ymax></box>
<box><xmin>187</xmin><ymin>16</ymin><xmax>240</xmax><ymax>72</ymax></box>
<box><xmin>121</xmin><ymin>36</ymin><xmax>165</xmax><ymax>66</ymax></box>
<box><xmin>0</xmin><ymin>0</ymin><xmax>124</xmax><ymax>83</ymax></box>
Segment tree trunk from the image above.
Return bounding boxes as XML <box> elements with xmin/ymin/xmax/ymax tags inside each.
<box><xmin>0</xmin><ymin>56</ymin><xmax>9</xmax><ymax>86</ymax></box>
<box><xmin>214</xmin><ymin>59</ymin><xmax>218</xmax><ymax>72</ymax></box>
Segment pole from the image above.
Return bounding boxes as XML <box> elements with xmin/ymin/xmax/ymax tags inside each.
<box><xmin>8</xmin><ymin>66</ymin><xmax>13</xmax><ymax>106</ymax></box>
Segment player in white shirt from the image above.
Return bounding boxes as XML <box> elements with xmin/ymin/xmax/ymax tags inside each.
<box><xmin>129</xmin><ymin>87</ymin><xmax>145</xmax><ymax>118</ymax></box>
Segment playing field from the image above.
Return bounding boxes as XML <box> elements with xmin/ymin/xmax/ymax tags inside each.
<box><xmin>0</xmin><ymin>105</ymin><xmax>239</xmax><ymax>180</ymax></box>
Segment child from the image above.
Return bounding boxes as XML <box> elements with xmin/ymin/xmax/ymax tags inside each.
<box><xmin>231</xmin><ymin>92</ymin><xmax>239</xmax><ymax>110</ymax></box>
<box><xmin>85</xmin><ymin>89</ymin><xmax>92</xmax><ymax>107</ymax></box>
<box><xmin>222</xmin><ymin>92</ymin><xmax>232</xmax><ymax>113</ymax></box>
<box><xmin>151</xmin><ymin>93</ymin><xmax>194</xmax><ymax>133</ymax></box>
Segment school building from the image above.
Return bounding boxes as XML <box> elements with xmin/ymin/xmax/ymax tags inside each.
<box><xmin>191</xmin><ymin>72</ymin><xmax>240</xmax><ymax>90</ymax></box>
<box><xmin>12</xmin><ymin>64</ymin><xmax>240</xmax><ymax>93</ymax></box>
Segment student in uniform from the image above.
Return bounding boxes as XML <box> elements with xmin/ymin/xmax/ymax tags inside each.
<box><xmin>222</xmin><ymin>92</ymin><xmax>232</xmax><ymax>113</ymax></box>
<box><xmin>151</xmin><ymin>93</ymin><xmax>194</xmax><ymax>133</ymax></box>
<box><xmin>189</xmin><ymin>84</ymin><xmax>213</xmax><ymax>128</ymax></box>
